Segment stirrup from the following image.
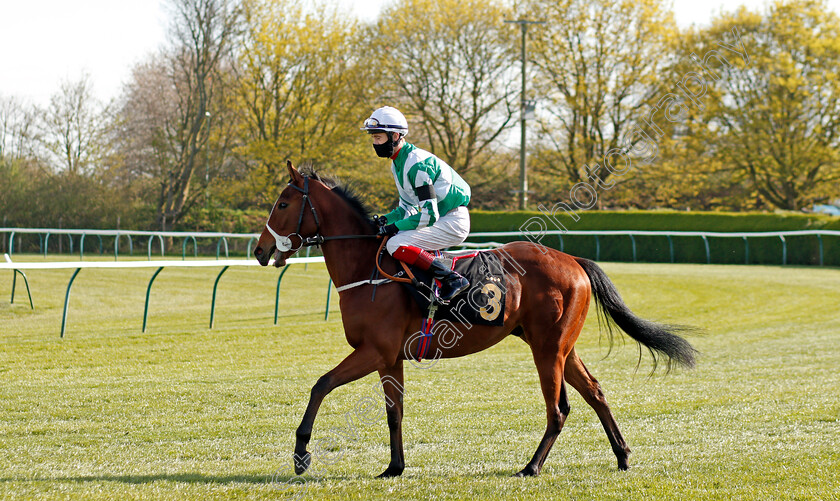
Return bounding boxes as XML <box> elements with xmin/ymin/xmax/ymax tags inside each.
<box><xmin>430</xmin><ymin>281</ymin><xmax>449</xmax><ymax>305</ymax></box>
<box><xmin>435</xmin><ymin>276</ymin><xmax>469</xmax><ymax>303</ymax></box>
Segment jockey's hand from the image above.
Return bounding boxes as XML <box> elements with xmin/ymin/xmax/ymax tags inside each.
<box><xmin>378</xmin><ymin>224</ymin><xmax>398</xmax><ymax>237</ymax></box>
<box><xmin>371</xmin><ymin>215</ymin><xmax>388</xmax><ymax>227</ymax></box>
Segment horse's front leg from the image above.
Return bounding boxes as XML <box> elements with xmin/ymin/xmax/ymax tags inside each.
<box><xmin>294</xmin><ymin>346</ymin><xmax>386</xmax><ymax>474</ymax></box>
<box><xmin>376</xmin><ymin>362</ymin><xmax>405</xmax><ymax>478</ymax></box>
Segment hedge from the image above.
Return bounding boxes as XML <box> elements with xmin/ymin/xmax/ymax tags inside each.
<box><xmin>467</xmin><ymin>210</ymin><xmax>840</xmax><ymax>266</ymax></box>
<box><xmin>4</xmin><ymin>208</ymin><xmax>838</xmax><ymax>266</ymax></box>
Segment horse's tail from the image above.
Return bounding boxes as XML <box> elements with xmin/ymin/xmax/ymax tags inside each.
<box><xmin>574</xmin><ymin>257</ymin><xmax>698</xmax><ymax>371</ymax></box>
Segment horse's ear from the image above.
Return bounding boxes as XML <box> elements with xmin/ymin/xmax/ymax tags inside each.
<box><xmin>286</xmin><ymin>160</ymin><xmax>301</xmax><ymax>184</ymax></box>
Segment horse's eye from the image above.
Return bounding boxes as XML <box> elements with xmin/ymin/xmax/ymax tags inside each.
<box><xmin>277</xmin><ymin>202</ymin><xmax>288</xmax><ymax>209</ymax></box>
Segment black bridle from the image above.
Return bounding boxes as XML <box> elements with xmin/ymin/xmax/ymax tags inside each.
<box><xmin>264</xmin><ymin>176</ymin><xmax>379</xmax><ymax>253</ymax></box>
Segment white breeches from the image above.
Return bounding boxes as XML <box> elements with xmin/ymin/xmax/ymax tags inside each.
<box><xmin>385</xmin><ymin>206</ymin><xmax>470</xmax><ymax>254</ymax></box>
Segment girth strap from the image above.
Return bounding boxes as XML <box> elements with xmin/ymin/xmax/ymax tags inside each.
<box><xmin>335</xmin><ymin>278</ymin><xmax>393</xmax><ymax>292</ymax></box>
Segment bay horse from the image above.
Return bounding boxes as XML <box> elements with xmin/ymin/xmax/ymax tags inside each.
<box><xmin>254</xmin><ymin>161</ymin><xmax>697</xmax><ymax>478</ymax></box>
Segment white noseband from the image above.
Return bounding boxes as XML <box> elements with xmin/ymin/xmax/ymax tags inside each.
<box><xmin>265</xmin><ymin>223</ymin><xmax>293</xmax><ymax>252</ymax></box>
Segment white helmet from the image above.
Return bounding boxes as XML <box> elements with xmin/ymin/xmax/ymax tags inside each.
<box><xmin>361</xmin><ymin>106</ymin><xmax>408</xmax><ymax>136</ymax></box>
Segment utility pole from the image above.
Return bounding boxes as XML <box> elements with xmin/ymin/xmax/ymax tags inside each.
<box><xmin>204</xmin><ymin>111</ymin><xmax>211</xmax><ymax>209</ymax></box>
<box><xmin>505</xmin><ymin>19</ymin><xmax>543</xmax><ymax>210</ymax></box>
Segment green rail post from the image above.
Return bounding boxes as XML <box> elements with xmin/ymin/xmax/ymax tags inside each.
<box><xmin>209</xmin><ymin>265</ymin><xmax>230</xmax><ymax>329</ymax></box>
<box><xmin>182</xmin><ymin>236</ymin><xmax>197</xmax><ymax>260</ymax></box>
<box><xmin>147</xmin><ymin>235</ymin><xmax>164</xmax><ymax>260</ymax></box>
<box><xmin>10</xmin><ymin>269</ymin><xmax>34</xmax><ymax>309</ymax></box>
<box><xmin>274</xmin><ymin>265</ymin><xmax>291</xmax><ymax>325</ymax></box>
<box><xmin>701</xmin><ymin>235</ymin><xmax>710</xmax><ymax>264</ymax></box>
<box><xmin>743</xmin><ymin>236</ymin><xmax>749</xmax><ymax>265</ymax></box>
<box><xmin>246</xmin><ymin>237</ymin><xmax>257</xmax><ymax>258</ymax></box>
<box><xmin>779</xmin><ymin>235</ymin><xmax>787</xmax><ymax>265</ymax></box>
<box><xmin>817</xmin><ymin>234</ymin><xmax>823</xmax><ymax>266</ymax></box>
<box><xmin>629</xmin><ymin>234</ymin><xmax>637</xmax><ymax>262</ymax></box>
<box><xmin>557</xmin><ymin>234</ymin><xmax>563</xmax><ymax>252</ymax></box>
<box><xmin>46</xmin><ymin>233</ymin><xmax>71</xmax><ymax>256</ymax></box>
<box><xmin>45</xmin><ymin>233</ymin><xmax>71</xmax><ymax>257</ymax></box>
<box><xmin>8</xmin><ymin>231</ymin><xmax>14</xmax><ymax>256</ymax></box>
<box><xmin>667</xmin><ymin>235</ymin><xmax>674</xmax><ymax>263</ymax></box>
<box><xmin>594</xmin><ymin>235</ymin><xmax>600</xmax><ymax>261</ymax></box>
<box><xmin>79</xmin><ymin>233</ymin><xmax>102</xmax><ymax>256</ymax></box>
<box><xmin>325</xmin><ymin>279</ymin><xmax>333</xmax><ymax>321</ymax></box>
<box><xmin>142</xmin><ymin>267</ymin><xmax>165</xmax><ymax>332</ymax></box>
<box><xmin>216</xmin><ymin>237</ymin><xmax>229</xmax><ymax>259</ymax></box>
<box><xmin>115</xmin><ymin>234</ymin><xmax>134</xmax><ymax>260</ymax></box>
<box><xmin>60</xmin><ymin>268</ymin><xmax>82</xmax><ymax>338</ymax></box>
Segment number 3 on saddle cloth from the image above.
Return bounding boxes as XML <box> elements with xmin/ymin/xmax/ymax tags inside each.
<box><xmin>400</xmin><ymin>250</ymin><xmax>507</xmax><ymax>360</ymax></box>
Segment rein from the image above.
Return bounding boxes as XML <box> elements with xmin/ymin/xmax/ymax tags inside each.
<box><xmin>376</xmin><ymin>237</ymin><xmax>414</xmax><ymax>284</ymax></box>
<box><xmin>265</xmin><ymin>175</ymin><xmax>379</xmax><ymax>253</ymax></box>
<box><xmin>264</xmin><ymin>175</ymin><xmax>415</xmax><ymax>293</ymax></box>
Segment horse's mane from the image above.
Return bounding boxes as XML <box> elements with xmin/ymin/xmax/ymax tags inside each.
<box><xmin>299</xmin><ymin>166</ymin><xmax>376</xmax><ymax>229</ymax></box>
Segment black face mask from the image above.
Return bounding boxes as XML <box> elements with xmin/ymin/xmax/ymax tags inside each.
<box><xmin>373</xmin><ymin>141</ymin><xmax>394</xmax><ymax>158</ymax></box>
<box><xmin>372</xmin><ymin>133</ymin><xmax>400</xmax><ymax>158</ymax></box>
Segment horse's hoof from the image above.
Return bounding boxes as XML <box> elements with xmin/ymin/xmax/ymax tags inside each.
<box><xmin>293</xmin><ymin>451</ymin><xmax>311</xmax><ymax>475</ymax></box>
<box><xmin>618</xmin><ymin>458</ymin><xmax>630</xmax><ymax>471</ymax></box>
<box><xmin>514</xmin><ymin>466</ymin><xmax>539</xmax><ymax>477</ymax></box>
<box><xmin>376</xmin><ymin>465</ymin><xmax>404</xmax><ymax>478</ymax></box>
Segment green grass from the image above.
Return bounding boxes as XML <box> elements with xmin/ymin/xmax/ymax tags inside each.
<box><xmin>1</xmin><ymin>254</ymin><xmax>839</xmax><ymax>500</ymax></box>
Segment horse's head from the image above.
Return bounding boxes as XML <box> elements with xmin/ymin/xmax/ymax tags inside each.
<box><xmin>254</xmin><ymin>160</ymin><xmax>324</xmax><ymax>267</ymax></box>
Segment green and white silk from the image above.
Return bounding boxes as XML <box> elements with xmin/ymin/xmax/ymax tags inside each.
<box><xmin>382</xmin><ymin>143</ymin><xmax>471</xmax><ymax>231</ymax></box>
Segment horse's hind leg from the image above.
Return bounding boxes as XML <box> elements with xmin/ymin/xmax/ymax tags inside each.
<box><xmin>516</xmin><ymin>349</ymin><xmax>571</xmax><ymax>477</ymax></box>
<box><xmin>517</xmin><ymin>311</ymin><xmax>583</xmax><ymax>475</ymax></box>
<box><xmin>564</xmin><ymin>347</ymin><xmax>631</xmax><ymax>470</ymax></box>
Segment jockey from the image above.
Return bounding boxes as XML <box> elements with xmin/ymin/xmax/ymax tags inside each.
<box><xmin>362</xmin><ymin>106</ymin><xmax>471</xmax><ymax>301</ymax></box>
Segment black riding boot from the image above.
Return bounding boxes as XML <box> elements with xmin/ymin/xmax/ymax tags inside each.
<box><xmin>428</xmin><ymin>258</ymin><xmax>470</xmax><ymax>301</ymax></box>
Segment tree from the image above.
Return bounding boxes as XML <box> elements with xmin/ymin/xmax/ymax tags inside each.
<box><xmin>231</xmin><ymin>0</ymin><xmax>379</xmax><ymax>208</ymax></box>
<box><xmin>37</xmin><ymin>74</ymin><xmax>108</xmax><ymax>174</ymax></box>
<box><xmin>1</xmin><ymin>96</ymin><xmax>36</xmax><ymax>162</ymax></box>
<box><xmin>0</xmin><ymin>95</ymin><xmax>39</xmax><ymax>161</ymax></box>
<box><xmin>123</xmin><ymin>0</ymin><xmax>240</xmax><ymax>231</ymax></box>
<box><xmin>371</xmin><ymin>0</ymin><xmax>518</xmax><ymax>174</ymax></box>
<box><xmin>116</xmin><ymin>56</ymin><xmax>180</xmax><ymax>194</ymax></box>
<box><xmin>681</xmin><ymin>0</ymin><xmax>840</xmax><ymax>210</ymax></box>
<box><xmin>524</xmin><ymin>0</ymin><xmax>678</xmax><ymax>194</ymax></box>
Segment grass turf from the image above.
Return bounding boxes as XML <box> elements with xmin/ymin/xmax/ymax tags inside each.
<box><xmin>1</xmin><ymin>255</ymin><xmax>839</xmax><ymax>500</ymax></box>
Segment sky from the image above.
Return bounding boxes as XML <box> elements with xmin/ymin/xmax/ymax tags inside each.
<box><xmin>2</xmin><ymin>0</ymin><xmax>840</xmax><ymax>108</ymax></box>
